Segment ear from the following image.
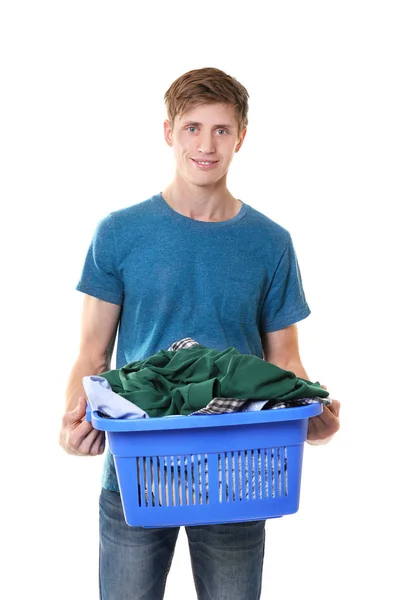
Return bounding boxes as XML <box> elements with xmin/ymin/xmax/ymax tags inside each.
<box><xmin>164</xmin><ymin>119</ymin><xmax>173</xmax><ymax>147</ymax></box>
<box><xmin>234</xmin><ymin>128</ymin><xmax>247</xmax><ymax>153</ymax></box>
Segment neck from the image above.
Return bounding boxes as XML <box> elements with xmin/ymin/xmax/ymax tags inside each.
<box><xmin>162</xmin><ymin>177</ymin><xmax>241</xmax><ymax>222</ymax></box>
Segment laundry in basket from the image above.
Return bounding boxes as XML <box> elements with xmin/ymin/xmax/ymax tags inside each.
<box><xmin>83</xmin><ymin>376</ymin><xmax>312</xmax><ymax>509</ymax></box>
<box><xmin>83</xmin><ymin>376</ymin><xmax>294</xmax><ymax>506</ymax></box>
<box><xmin>86</xmin><ymin>403</ymin><xmax>322</xmax><ymax>528</ymax></box>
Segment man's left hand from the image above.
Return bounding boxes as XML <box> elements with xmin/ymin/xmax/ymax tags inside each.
<box><xmin>307</xmin><ymin>385</ymin><xmax>340</xmax><ymax>445</ymax></box>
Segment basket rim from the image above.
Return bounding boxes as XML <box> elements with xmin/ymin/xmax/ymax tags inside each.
<box><xmin>87</xmin><ymin>402</ymin><xmax>323</xmax><ymax>432</ymax></box>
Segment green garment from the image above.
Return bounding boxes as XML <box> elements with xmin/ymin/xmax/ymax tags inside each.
<box><xmin>100</xmin><ymin>345</ymin><xmax>329</xmax><ymax>417</ymax></box>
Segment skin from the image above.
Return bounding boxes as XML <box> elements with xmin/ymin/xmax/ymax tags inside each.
<box><xmin>60</xmin><ymin>101</ymin><xmax>340</xmax><ymax>455</ymax></box>
<box><xmin>162</xmin><ymin>102</ymin><xmax>247</xmax><ymax>222</ymax></box>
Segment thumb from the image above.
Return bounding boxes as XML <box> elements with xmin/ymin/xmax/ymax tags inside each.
<box><xmin>73</xmin><ymin>396</ymin><xmax>87</xmax><ymax>419</ymax></box>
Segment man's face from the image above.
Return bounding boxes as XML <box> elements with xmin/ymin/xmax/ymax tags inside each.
<box><xmin>164</xmin><ymin>103</ymin><xmax>246</xmax><ymax>187</ymax></box>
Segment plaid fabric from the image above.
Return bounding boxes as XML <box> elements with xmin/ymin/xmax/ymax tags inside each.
<box><xmin>272</xmin><ymin>397</ymin><xmax>332</xmax><ymax>409</ymax></box>
<box><xmin>191</xmin><ymin>396</ymin><xmax>250</xmax><ymax>415</ymax></box>
<box><xmin>168</xmin><ymin>337</ymin><xmax>200</xmax><ymax>351</ymax></box>
<box><xmin>192</xmin><ymin>395</ymin><xmax>331</xmax><ymax>415</ymax></box>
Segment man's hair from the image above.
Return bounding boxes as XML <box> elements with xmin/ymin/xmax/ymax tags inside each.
<box><xmin>164</xmin><ymin>67</ymin><xmax>249</xmax><ymax>135</ymax></box>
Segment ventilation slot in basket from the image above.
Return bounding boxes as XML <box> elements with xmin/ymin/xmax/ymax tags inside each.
<box><xmin>136</xmin><ymin>447</ymin><xmax>288</xmax><ymax>508</ymax></box>
<box><xmin>217</xmin><ymin>447</ymin><xmax>288</xmax><ymax>503</ymax></box>
<box><xmin>136</xmin><ymin>454</ymin><xmax>210</xmax><ymax>507</ymax></box>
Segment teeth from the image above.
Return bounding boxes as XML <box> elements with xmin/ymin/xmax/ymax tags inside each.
<box><xmin>197</xmin><ymin>161</ymin><xmax>212</xmax><ymax>164</ymax></box>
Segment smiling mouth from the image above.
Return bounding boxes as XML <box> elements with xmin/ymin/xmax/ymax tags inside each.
<box><xmin>191</xmin><ymin>159</ymin><xmax>219</xmax><ymax>165</ymax></box>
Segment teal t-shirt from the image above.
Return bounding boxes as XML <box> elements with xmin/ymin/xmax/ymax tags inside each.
<box><xmin>76</xmin><ymin>192</ymin><xmax>311</xmax><ymax>491</ymax></box>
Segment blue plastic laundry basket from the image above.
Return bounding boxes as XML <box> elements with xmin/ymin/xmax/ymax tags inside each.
<box><xmin>86</xmin><ymin>403</ymin><xmax>322</xmax><ymax>527</ymax></box>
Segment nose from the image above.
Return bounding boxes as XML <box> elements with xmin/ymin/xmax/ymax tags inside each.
<box><xmin>197</xmin><ymin>131</ymin><xmax>216</xmax><ymax>155</ymax></box>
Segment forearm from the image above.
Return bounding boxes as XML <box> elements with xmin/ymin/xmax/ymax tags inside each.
<box><xmin>284</xmin><ymin>361</ymin><xmax>310</xmax><ymax>380</ymax></box>
<box><xmin>266</xmin><ymin>357</ymin><xmax>310</xmax><ymax>381</ymax></box>
<box><xmin>65</xmin><ymin>355</ymin><xmax>109</xmax><ymax>411</ymax></box>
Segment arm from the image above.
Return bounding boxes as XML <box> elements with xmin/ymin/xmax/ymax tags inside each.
<box><xmin>261</xmin><ymin>323</ymin><xmax>308</xmax><ymax>377</ymax></box>
<box><xmin>59</xmin><ymin>295</ymin><xmax>122</xmax><ymax>456</ymax></box>
<box><xmin>261</xmin><ymin>325</ymin><xmax>340</xmax><ymax>444</ymax></box>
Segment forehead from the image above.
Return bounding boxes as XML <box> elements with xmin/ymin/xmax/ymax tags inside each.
<box><xmin>177</xmin><ymin>103</ymin><xmax>238</xmax><ymax>126</ymax></box>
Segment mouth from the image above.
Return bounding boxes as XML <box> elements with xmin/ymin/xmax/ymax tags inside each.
<box><xmin>190</xmin><ymin>158</ymin><xmax>219</xmax><ymax>170</ymax></box>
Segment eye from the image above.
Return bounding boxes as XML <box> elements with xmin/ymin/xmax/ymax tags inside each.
<box><xmin>217</xmin><ymin>129</ymin><xmax>227</xmax><ymax>135</ymax></box>
<box><xmin>187</xmin><ymin>126</ymin><xmax>197</xmax><ymax>133</ymax></box>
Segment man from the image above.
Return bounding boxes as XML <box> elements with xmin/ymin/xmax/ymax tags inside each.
<box><xmin>60</xmin><ymin>67</ymin><xmax>340</xmax><ymax>600</ymax></box>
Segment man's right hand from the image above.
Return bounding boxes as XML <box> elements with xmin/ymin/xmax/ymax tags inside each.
<box><xmin>59</xmin><ymin>396</ymin><xmax>105</xmax><ymax>456</ymax></box>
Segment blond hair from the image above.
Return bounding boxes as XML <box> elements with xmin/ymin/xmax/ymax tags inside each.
<box><xmin>164</xmin><ymin>67</ymin><xmax>249</xmax><ymax>135</ymax></box>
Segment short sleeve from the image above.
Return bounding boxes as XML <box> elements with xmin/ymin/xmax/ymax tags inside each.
<box><xmin>260</xmin><ymin>235</ymin><xmax>310</xmax><ymax>332</ymax></box>
<box><xmin>76</xmin><ymin>214</ymin><xmax>124</xmax><ymax>305</ymax></box>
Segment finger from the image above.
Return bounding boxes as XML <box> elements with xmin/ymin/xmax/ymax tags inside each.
<box><xmin>77</xmin><ymin>428</ymin><xmax>103</xmax><ymax>456</ymax></box>
<box><xmin>68</xmin><ymin>419</ymin><xmax>95</xmax><ymax>449</ymax></box>
<box><xmin>89</xmin><ymin>431</ymin><xmax>105</xmax><ymax>456</ymax></box>
<box><xmin>323</xmin><ymin>400</ymin><xmax>340</xmax><ymax>418</ymax></box>
<box><xmin>71</xmin><ymin>396</ymin><xmax>87</xmax><ymax>417</ymax></box>
<box><xmin>62</xmin><ymin>397</ymin><xmax>88</xmax><ymax>426</ymax></box>
<box><xmin>91</xmin><ymin>430</ymin><xmax>105</xmax><ymax>456</ymax></box>
<box><xmin>318</xmin><ymin>406</ymin><xmax>339</xmax><ymax>426</ymax></box>
<box><xmin>98</xmin><ymin>434</ymin><xmax>106</xmax><ymax>455</ymax></box>
<box><xmin>307</xmin><ymin>417</ymin><xmax>320</xmax><ymax>440</ymax></box>
<box><xmin>329</xmin><ymin>399</ymin><xmax>341</xmax><ymax>417</ymax></box>
<box><xmin>317</xmin><ymin>410</ymin><xmax>340</xmax><ymax>436</ymax></box>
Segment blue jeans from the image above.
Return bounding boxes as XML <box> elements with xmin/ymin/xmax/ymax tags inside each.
<box><xmin>99</xmin><ymin>488</ymin><xmax>266</xmax><ymax>600</ymax></box>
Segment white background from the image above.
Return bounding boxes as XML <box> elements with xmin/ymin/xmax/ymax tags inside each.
<box><xmin>1</xmin><ymin>1</ymin><xmax>410</xmax><ymax>598</ymax></box>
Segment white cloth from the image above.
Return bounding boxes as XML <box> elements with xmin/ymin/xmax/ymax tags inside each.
<box><xmin>83</xmin><ymin>375</ymin><xmax>149</xmax><ymax>419</ymax></box>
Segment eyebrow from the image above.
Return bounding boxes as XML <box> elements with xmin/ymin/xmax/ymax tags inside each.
<box><xmin>183</xmin><ymin>121</ymin><xmax>233</xmax><ymax>130</ymax></box>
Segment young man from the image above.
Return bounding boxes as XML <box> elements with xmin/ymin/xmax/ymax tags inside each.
<box><xmin>60</xmin><ymin>67</ymin><xmax>340</xmax><ymax>600</ymax></box>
